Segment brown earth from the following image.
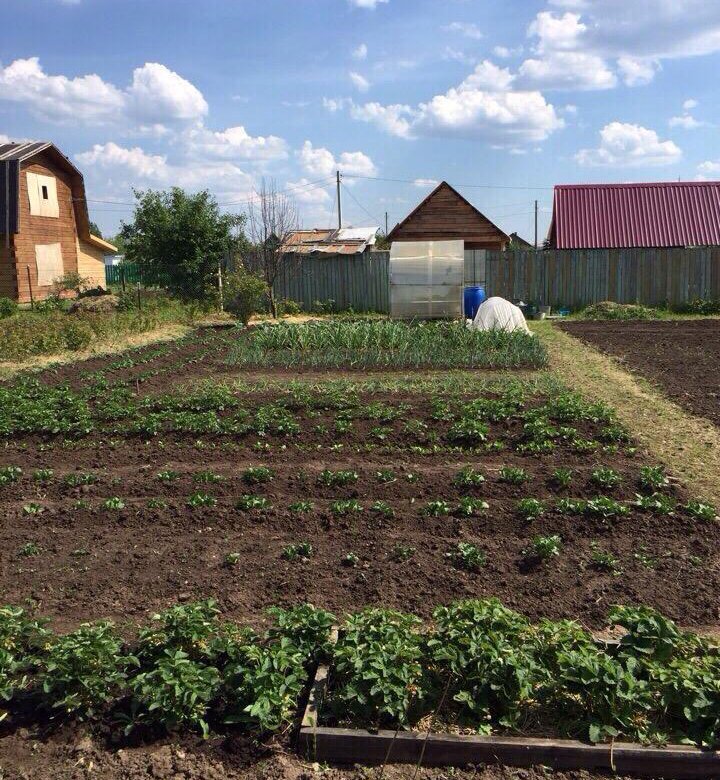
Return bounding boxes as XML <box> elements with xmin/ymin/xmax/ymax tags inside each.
<box><xmin>559</xmin><ymin>319</ymin><xmax>720</xmax><ymax>427</ymax></box>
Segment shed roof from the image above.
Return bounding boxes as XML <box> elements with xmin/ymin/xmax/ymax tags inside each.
<box><xmin>283</xmin><ymin>226</ymin><xmax>378</xmax><ymax>255</ymax></box>
<box><xmin>549</xmin><ymin>181</ymin><xmax>720</xmax><ymax>249</ymax></box>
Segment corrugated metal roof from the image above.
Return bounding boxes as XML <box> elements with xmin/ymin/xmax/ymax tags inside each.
<box><xmin>283</xmin><ymin>226</ymin><xmax>378</xmax><ymax>255</ymax></box>
<box><xmin>0</xmin><ymin>141</ymin><xmax>52</xmax><ymax>162</ymax></box>
<box><xmin>550</xmin><ymin>181</ymin><xmax>720</xmax><ymax>249</ymax></box>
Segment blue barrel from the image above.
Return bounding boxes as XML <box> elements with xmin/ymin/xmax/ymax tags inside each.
<box><xmin>463</xmin><ymin>286</ymin><xmax>486</xmax><ymax>319</ymax></box>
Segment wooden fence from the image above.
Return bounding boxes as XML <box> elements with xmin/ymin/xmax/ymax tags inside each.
<box><xmin>274</xmin><ymin>252</ymin><xmax>390</xmax><ymax>313</ymax></box>
<box><xmin>486</xmin><ymin>248</ymin><xmax>720</xmax><ymax>308</ymax></box>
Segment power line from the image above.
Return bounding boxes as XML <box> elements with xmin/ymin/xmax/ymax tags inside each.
<box><xmin>341</xmin><ymin>173</ymin><xmax>553</xmax><ymax>191</ymax></box>
<box><xmin>340</xmin><ymin>182</ymin><xmax>384</xmax><ymax>227</ymax></box>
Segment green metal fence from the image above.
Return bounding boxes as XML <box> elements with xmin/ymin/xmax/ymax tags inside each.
<box><xmin>105</xmin><ymin>263</ymin><xmax>142</xmax><ymax>286</ymax></box>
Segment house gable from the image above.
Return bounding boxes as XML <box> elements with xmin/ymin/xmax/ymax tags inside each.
<box><xmin>387</xmin><ymin>181</ymin><xmax>509</xmax><ymax>249</ymax></box>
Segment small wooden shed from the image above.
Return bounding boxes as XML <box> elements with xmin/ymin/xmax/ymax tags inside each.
<box><xmin>387</xmin><ymin>181</ymin><xmax>509</xmax><ymax>250</ymax></box>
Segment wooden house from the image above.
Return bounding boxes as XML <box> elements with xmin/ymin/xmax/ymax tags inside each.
<box><xmin>387</xmin><ymin>181</ymin><xmax>509</xmax><ymax>250</ymax></box>
<box><xmin>0</xmin><ymin>141</ymin><xmax>116</xmax><ymax>303</ymax></box>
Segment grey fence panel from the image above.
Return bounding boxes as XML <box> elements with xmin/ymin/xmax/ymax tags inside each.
<box><xmin>273</xmin><ymin>252</ymin><xmax>390</xmax><ymax>313</ymax></box>
<box><xmin>485</xmin><ymin>248</ymin><xmax>720</xmax><ymax>308</ymax></box>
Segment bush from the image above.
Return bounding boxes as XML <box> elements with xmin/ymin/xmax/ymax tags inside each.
<box><xmin>0</xmin><ymin>298</ymin><xmax>18</xmax><ymax>319</ymax></box>
<box><xmin>61</xmin><ymin>321</ymin><xmax>94</xmax><ymax>351</ymax></box>
<box><xmin>579</xmin><ymin>301</ymin><xmax>658</xmax><ymax>320</ymax></box>
<box><xmin>672</xmin><ymin>298</ymin><xmax>720</xmax><ymax>315</ymax></box>
<box><xmin>224</xmin><ymin>267</ymin><xmax>267</xmax><ymax>325</ymax></box>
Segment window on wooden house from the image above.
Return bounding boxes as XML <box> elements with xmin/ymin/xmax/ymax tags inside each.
<box><xmin>26</xmin><ymin>172</ymin><xmax>60</xmax><ymax>218</ymax></box>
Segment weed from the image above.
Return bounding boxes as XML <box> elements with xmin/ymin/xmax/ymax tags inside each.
<box><xmin>281</xmin><ymin>542</ymin><xmax>313</xmax><ymax>561</ymax></box>
<box><xmin>242</xmin><ymin>466</ymin><xmax>274</xmax><ymax>485</ymax></box>
<box><xmin>224</xmin><ymin>552</ymin><xmax>241</xmax><ymax>567</ymax></box>
<box><xmin>500</xmin><ymin>466</ymin><xmax>529</xmax><ymax>485</ymax></box>
<box><xmin>18</xmin><ymin>542</ymin><xmax>41</xmax><ymax>557</ymax></box>
<box><xmin>633</xmin><ymin>546</ymin><xmax>657</xmax><ymax>569</ymax></box>
<box><xmin>446</xmin><ymin>542</ymin><xmax>487</xmax><ymax>572</ymax></box>
<box><xmin>454</xmin><ymin>466</ymin><xmax>485</xmax><ymax>487</ymax></box>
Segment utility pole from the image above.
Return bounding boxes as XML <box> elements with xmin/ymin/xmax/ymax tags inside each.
<box><xmin>534</xmin><ymin>199</ymin><xmax>538</xmax><ymax>249</ymax></box>
<box><xmin>336</xmin><ymin>170</ymin><xmax>342</xmax><ymax>230</ymax></box>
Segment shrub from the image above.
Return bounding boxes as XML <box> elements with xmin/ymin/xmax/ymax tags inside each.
<box><xmin>0</xmin><ymin>298</ymin><xmax>18</xmax><ymax>319</ymax></box>
<box><xmin>62</xmin><ymin>321</ymin><xmax>94</xmax><ymax>351</ymax></box>
<box><xmin>224</xmin><ymin>267</ymin><xmax>267</xmax><ymax>325</ymax></box>
<box><xmin>579</xmin><ymin>301</ymin><xmax>658</xmax><ymax>320</ymax></box>
<box><xmin>672</xmin><ymin>298</ymin><xmax>720</xmax><ymax>315</ymax></box>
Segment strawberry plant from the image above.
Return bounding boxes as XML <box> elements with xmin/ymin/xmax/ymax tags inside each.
<box><xmin>454</xmin><ymin>466</ymin><xmax>485</xmax><ymax>487</ymax></box>
<box><xmin>236</xmin><ymin>495</ymin><xmax>271</xmax><ymax>511</ymax></box>
<box><xmin>527</xmin><ymin>534</ymin><xmax>562</xmax><ymax>560</ymax></box>
<box><xmin>102</xmin><ymin>497</ymin><xmax>125</xmax><ymax>511</ymax></box>
<box><xmin>446</xmin><ymin>542</ymin><xmax>486</xmax><ymax>572</ymax></box>
<box><xmin>328</xmin><ymin>608</ymin><xmax>424</xmax><ymax>726</ymax></box>
<box><xmin>556</xmin><ymin>497</ymin><xmax>587</xmax><ymax>515</ymax></box>
<box><xmin>22</xmin><ymin>503</ymin><xmax>44</xmax><ymax>516</ymax></box>
<box><xmin>156</xmin><ymin>469</ymin><xmax>180</xmax><ymax>482</ymax></box>
<box><xmin>18</xmin><ymin>541</ymin><xmax>41</xmax><ymax>557</ymax></box>
<box><xmin>633</xmin><ymin>493</ymin><xmax>676</xmax><ymax>515</ymax></box>
<box><xmin>147</xmin><ymin>498</ymin><xmax>168</xmax><ymax>509</ymax></box>
<box><xmin>64</xmin><ymin>472</ymin><xmax>97</xmax><ymax>487</ymax></box>
<box><xmin>319</xmin><ymin>469</ymin><xmax>358</xmax><ymax>487</ymax></box>
<box><xmin>370</xmin><ymin>500</ymin><xmax>395</xmax><ymax>518</ymax></box>
<box><xmin>589</xmin><ymin>542</ymin><xmax>621</xmax><ymax>575</ymax></box>
<box><xmin>289</xmin><ymin>500</ymin><xmax>314</xmax><ymax>513</ymax></box>
<box><xmin>281</xmin><ymin>542</ymin><xmax>313</xmax><ymax>561</ymax></box>
<box><xmin>224</xmin><ymin>552</ymin><xmax>241</xmax><ymax>567</ymax></box>
<box><xmin>0</xmin><ymin>466</ymin><xmax>22</xmax><ymax>485</ymax></box>
<box><xmin>457</xmin><ymin>497</ymin><xmax>489</xmax><ymax>517</ymax></box>
<box><xmin>187</xmin><ymin>493</ymin><xmax>216</xmax><ymax>508</ymax></box>
<box><xmin>551</xmin><ymin>467</ymin><xmax>573</xmax><ymax>488</ymax></box>
<box><xmin>330</xmin><ymin>499</ymin><xmax>362</xmax><ymax>516</ymax></box>
<box><xmin>242</xmin><ymin>466</ymin><xmax>274</xmax><ymax>485</ymax></box>
<box><xmin>374</xmin><ymin>469</ymin><xmax>396</xmax><ymax>484</ymax></box>
<box><xmin>500</xmin><ymin>466</ymin><xmax>529</xmax><ymax>485</ymax></box>
<box><xmin>424</xmin><ymin>499</ymin><xmax>452</xmax><ymax>517</ymax></box>
<box><xmin>639</xmin><ymin>465</ymin><xmax>670</xmax><ymax>492</ymax></box>
<box><xmin>591</xmin><ymin>467</ymin><xmax>622</xmax><ymax>490</ymax></box>
<box><xmin>341</xmin><ymin>551</ymin><xmax>360</xmax><ymax>567</ymax></box>
<box><xmin>517</xmin><ymin>498</ymin><xmax>545</xmax><ymax>520</ymax></box>
<box><xmin>685</xmin><ymin>499</ymin><xmax>717</xmax><ymax>521</ymax></box>
<box><xmin>38</xmin><ymin>621</ymin><xmax>128</xmax><ymax>718</ymax></box>
<box><xmin>447</xmin><ymin>417</ymin><xmax>489</xmax><ymax>447</ymax></box>
<box><xmin>32</xmin><ymin>468</ymin><xmax>54</xmax><ymax>483</ymax></box>
<box><xmin>194</xmin><ymin>470</ymin><xmax>225</xmax><ymax>484</ymax></box>
<box><xmin>389</xmin><ymin>543</ymin><xmax>415</xmax><ymax>562</ymax></box>
<box><xmin>585</xmin><ymin>496</ymin><xmax>629</xmax><ymax>518</ymax></box>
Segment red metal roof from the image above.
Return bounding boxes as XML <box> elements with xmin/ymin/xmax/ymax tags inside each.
<box><xmin>549</xmin><ymin>181</ymin><xmax>720</xmax><ymax>249</ymax></box>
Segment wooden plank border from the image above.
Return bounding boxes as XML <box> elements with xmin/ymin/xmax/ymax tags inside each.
<box><xmin>298</xmin><ymin>649</ymin><xmax>720</xmax><ymax>778</ymax></box>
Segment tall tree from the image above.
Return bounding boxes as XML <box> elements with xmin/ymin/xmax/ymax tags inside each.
<box><xmin>244</xmin><ymin>179</ymin><xmax>299</xmax><ymax>318</ymax></box>
<box><xmin>120</xmin><ymin>188</ymin><xmax>244</xmax><ymax>303</ymax></box>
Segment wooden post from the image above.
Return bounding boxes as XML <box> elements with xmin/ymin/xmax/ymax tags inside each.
<box><xmin>25</xmin><ymin>265</ymin><xmax>34</xmax><ymax>310</ymax></box>
<box><xmin>218</xmin><ymin>258</ymin><xmax>224</xmax><ymax>312</ymax></box>
<box><xmin>136</xmin><ymin>281</ymin><xmax>141</xmax><ymax>310</ymax></box>
<box><xmin>121</xmin><ymin>265</ymin><xmax>126</xmax><ymax>293</ymax></box>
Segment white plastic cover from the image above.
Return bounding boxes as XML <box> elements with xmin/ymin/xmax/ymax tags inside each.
<box><xmin>389</xmin><ymin>240</ymin><xmax>464</xmax><ymax>319</ymax></box>
<box><xmin>470</xmin><ymin>296</ymin><xmax>531</xmax><ymax>334</ymax></box>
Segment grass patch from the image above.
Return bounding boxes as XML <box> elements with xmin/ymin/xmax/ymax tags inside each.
<box><xmin>228</xmin><ymin>320</ymin><xmax>547</xmax><ymax>370</ymax></box>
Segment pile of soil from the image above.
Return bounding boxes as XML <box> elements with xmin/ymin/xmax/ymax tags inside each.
<box><xmin>559</xmin><ymin>319</ymin><xmax>720</xmax><ymax>426</ymax></box>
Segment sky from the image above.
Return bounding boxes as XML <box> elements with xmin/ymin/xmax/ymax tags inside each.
<box><xmin>2</xmin><ymin>0</ymin><xmax>720</xmax><ymax>242</ymax></box>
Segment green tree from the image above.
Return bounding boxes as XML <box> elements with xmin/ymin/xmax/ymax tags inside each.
<box><xmin>88</xmin><ymin>221</ymin><xmax>103</xmax><ymax>238</ymax></box>
<box><xmin>120</xmin><ymin>188</ymin><xmax>244</xmax><ymax>303</ymax></box>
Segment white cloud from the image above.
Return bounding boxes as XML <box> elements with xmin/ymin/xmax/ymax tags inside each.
<box><xmin>413</xmin><ymin>178</ymin><xmax>439</xmax><ymax>188</ymax></box>
<box><xmin>463</xmin><ymin>60</ymin><xmax>515</xmax><ymax>91</ymax></box>
<box><xmin>298</xmin><ymin>140</ymin><xmax>377</xmax><ymax>178</ymax></box>
<box><xmin>286</xmin><ymin>178</ymin><xmax>332</xmax><ymax>205</ymax></box>
<box><xmin>443</xmin><ymin>47</ymin><xmax>476</xmax><ymax>66</ymax></box>
<box><xmin>529</xmin><ymin>11</ymin><xmax>585</xmax><ymax>52</ymax></box>
<box><xmin>188</xmin><ymin>125</ymin><xmax>288</xmax><ymax>161</ymax></box>
<box><xmin>575</xmin><ymin>122</ymin><xmax>682</xmax><ymax>167</ymax></box>
<box><xmin>0</xmin><ymin>57</ymin><xmax>207</xmax><ymax>125</ymax></box>
<box><xmin>77</xmin><ymin>142</ymin><xmax>168</xmax><ymax>179</ymax></box>
<box><xmin>442</xmin><ymin>22</ymin><xmax>483</xmax><ymax>40</ymax></box>
<box><xmin>697</xmin><ymin>160</ymin><xmax>720</xmax><ymax>175</ymax></box>
<box><xmin>683</xmin><ymin>98</ymin><xmax>698</xmax><ymax>111</ymax></box>
<box><xmin>493</xmin><ymin>45</ymin><xmax>523</xmax><ymax>58</ymax></box>
<box><xmin>617</xmin><ymin>56</ymin><xmax>659</xmax><ymax>86</ymax></box>
<box><xmin>349</xmin><ymin>101</ymin><xmax>415</xmax><ymax>138</ymax></box>
<box><xmin>562</xmin><ymin>104</ymin><xmax>578</xmax><ymax>114</ymax></box>
<box><xmin>352</xmin><ymin>43</ymin><xmax>368</xmax><ymax>61</ymax></box>
<box><xmin>517</xmin><ymin>52</ymin><xmax>616</xmax><ymax>90</ymax></box>
<box><xmin>348</xmin><ymin>0</ymin><xmax>388</xmax><ymax>8</ymax></box>
<box><xmin>349</xmin><ymin>71</ymin><xmax>370</xmax><ymax>92</ymax></box>
<box><xmin>669</xmin><ymin>114</ymin><xmax>702</xmax><ymax>129</ymax></box>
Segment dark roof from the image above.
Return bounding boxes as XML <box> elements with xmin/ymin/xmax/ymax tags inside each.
<box><xmin>509</xmin><ymin>231</ymin><xmax>534</xmax><ymax>249</ymax></box>
<box><xmin>387</xmin><ymin>181</ymin><xmax>510</xmax><ymax>244</ymax></box>
<box><xmin>549</xmin><ymin>181</ymin><xmax>720</xmax><ymax>249</ymax></box>
<box><xmin>0</xmin><ymin>141</ymin><xmax>84</xmax><ymax>177</ymax></box>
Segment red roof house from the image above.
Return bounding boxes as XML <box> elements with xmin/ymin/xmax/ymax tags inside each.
<box><xmin>548</xmin><ymin>182</ymin><xmax>720</xmax><ymax>250</ymax></box>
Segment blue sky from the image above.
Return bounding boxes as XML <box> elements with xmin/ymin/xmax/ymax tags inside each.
<box><xmin>2</xmin><ymin>0</ymin><xmax>720</xmax><ymax>241</ymax></box>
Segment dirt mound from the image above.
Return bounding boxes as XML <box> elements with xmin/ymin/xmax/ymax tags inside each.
<box><xmin>69</xmin><ymin>294</ymin><xmax>121</xmax><ymax>314</ymax></box>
